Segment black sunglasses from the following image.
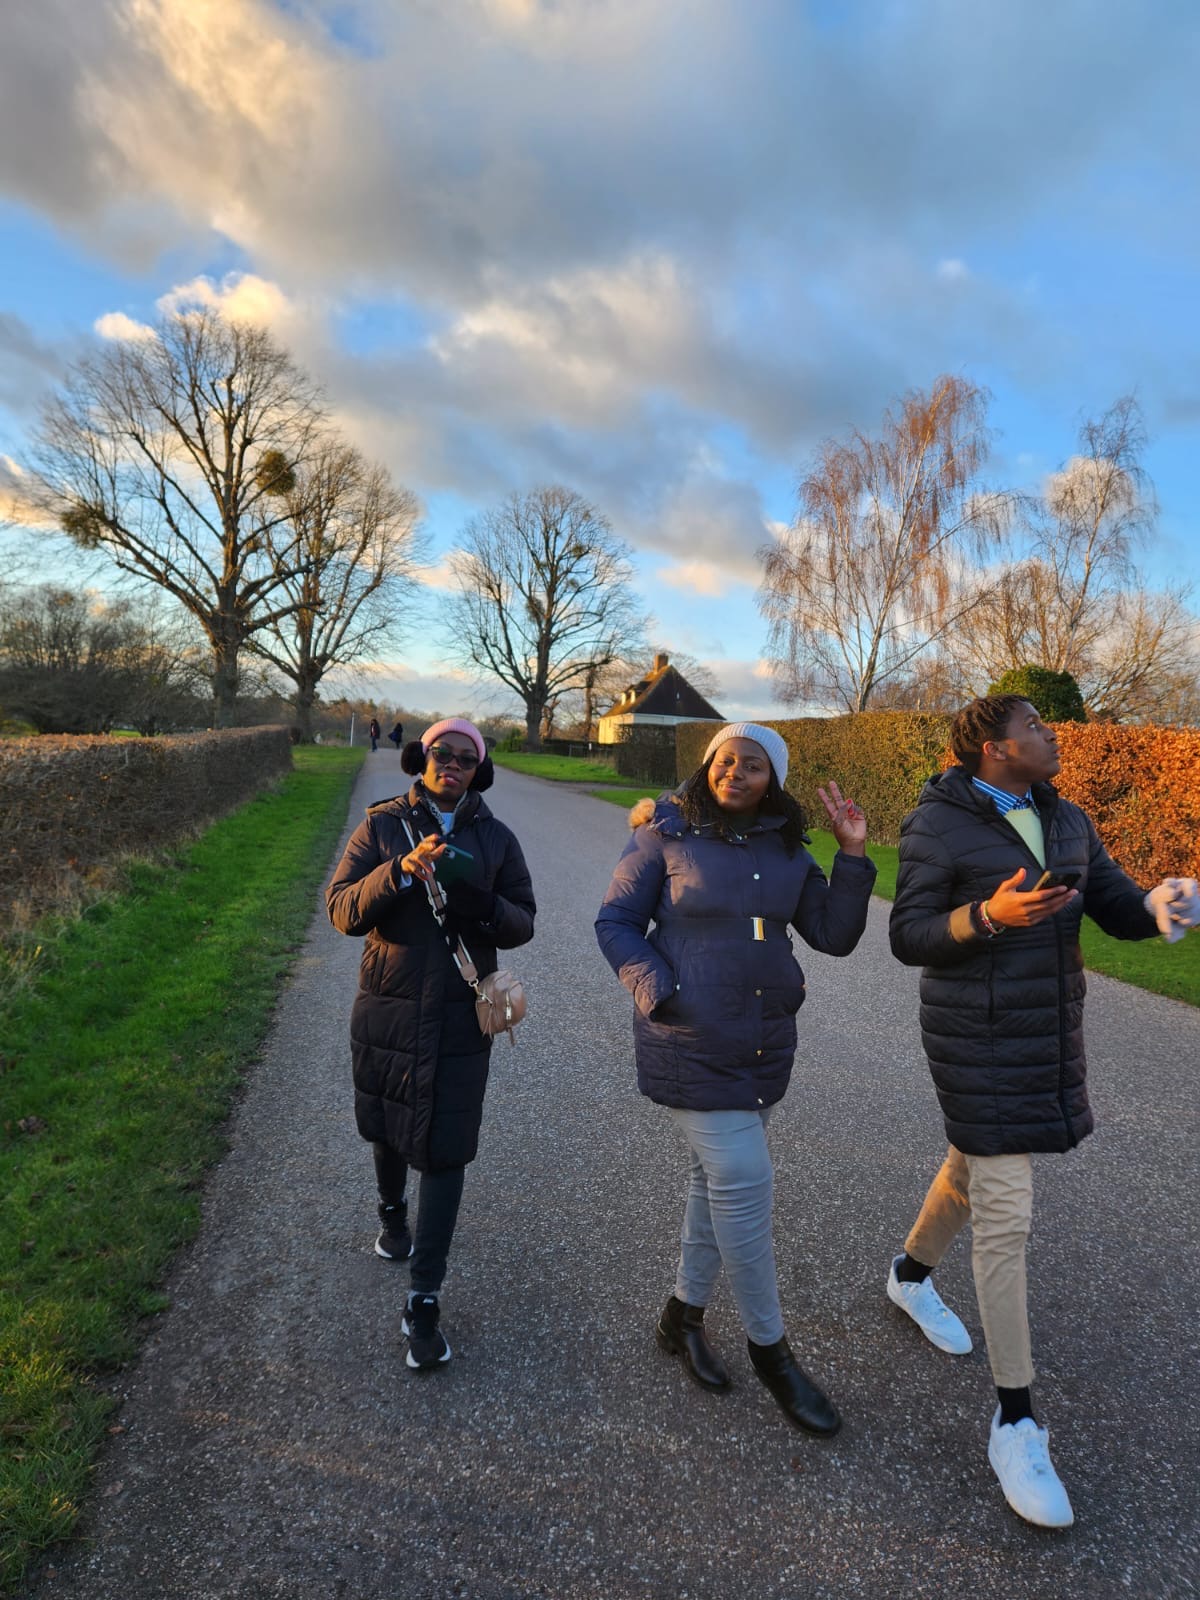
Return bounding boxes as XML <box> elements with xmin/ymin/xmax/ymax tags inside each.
<box><xmin>427</xmin><ymin>743</ymin><xmax>479</xmax><ymax>769</ymax></box>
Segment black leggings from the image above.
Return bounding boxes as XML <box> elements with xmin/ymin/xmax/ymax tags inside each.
<box><xmin>372</xmin><ymin>1142</ymin><xmax>465</xmax><ymax>1296</ymax></box>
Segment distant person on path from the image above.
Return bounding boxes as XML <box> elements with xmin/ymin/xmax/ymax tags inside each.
<box><xmin>387</xmin><ymin>720</ymin><xmax>404</xmax><ymax>750</ymax></box>
<box><xmin>595</xmin><ymin>723</ymin><xmax>876</xmax><ymax>1437</ymax></box>
<box><xmin>326</xmin><ymin>718</ymin><xmax>536</xmax><ymax>1369</ymax></box>
<box><xmin>368</xmin><ymin>717</ymin><xmax>381</xmax><ymax>752</ymax></box>
<box><xmin>885</xmin><ymin>694</ymin><xmax>1199</xmax><ymax>1528</ymax></box>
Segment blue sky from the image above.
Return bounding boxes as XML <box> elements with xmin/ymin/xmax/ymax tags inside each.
<box><xmin>1</xmin><ymin>0</ymin><xmax>1197</xmax><ymax>722</ymax></box>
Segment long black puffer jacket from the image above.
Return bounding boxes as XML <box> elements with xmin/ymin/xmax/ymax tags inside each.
<box><xmin>326</xmin><ymin>784</ymin><xmax>535</xmax><ymax>1171</ymax></box>
<box><xmin>889</xmin><ymin>766</ymin><xmax>1157</xmax><ymax>1156</ymax></box>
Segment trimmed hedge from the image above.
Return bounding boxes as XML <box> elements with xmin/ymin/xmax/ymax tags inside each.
<box><xmin>1052</xmin><ymin>722</ymin><xmax>1200</xmax><ymax>885</ymax></box>
<box><xmin>674</xmin><ymin>716</ymin><xmax>1200</xmax><ymax>881</ymax></box>
<box><xmin>0</xmin><ymin>727</ymin><xmax>294</xmax><ymax>920</ymax></box>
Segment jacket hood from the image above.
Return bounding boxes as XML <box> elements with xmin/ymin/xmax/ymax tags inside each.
<box><xmin>627</xmin><ymin>794</ymin><xmax>787</xmax><ymax>840</ymax></box>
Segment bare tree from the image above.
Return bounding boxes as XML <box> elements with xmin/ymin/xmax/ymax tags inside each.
<box><xmin>945</xmin><ymin>398</ymin><xmax>1199</xmax><ymax>721</ymax></box>
<box><xmin>28</xmin><ymin>308</ymin><xmax>325</xmax><ymax>725</ymax></box>
<box><xmin>758</xmin><ymin>375</ymin><xmax>1009</xmax><ymax>711</ymax></box>
<box><xmin>446</xmin><ymin>486</ymin><xmax>645</xmax><ymax>748</ymax></box>
<box><xmin>247</xmin><ymin>443</ymin><xmax>424</xmax><ymax>740</ymax></box>
<box><xmin>0</xmin><ymin>583</ymin><xmax>210</xmax><ymax>733</ymax></box>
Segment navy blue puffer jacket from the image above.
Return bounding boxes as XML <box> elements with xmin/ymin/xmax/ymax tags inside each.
<box><xmin>595</xmin><ymin>798</ymin><xmax>876</xmax><ymax>1110</ymax></box>
<box><xmin>889</xmin><ymin>767</ymin><xmax>1157</xmax><ymax>1156</ymax></box>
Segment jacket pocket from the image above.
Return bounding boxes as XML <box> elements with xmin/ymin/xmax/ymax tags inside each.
<box><xmin>360</xmin><ymin>938</ymin><xmax>384</xmax><ymax>993</ymax></box>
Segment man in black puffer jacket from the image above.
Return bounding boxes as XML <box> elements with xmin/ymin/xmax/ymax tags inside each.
<box><xmin>883</xmin><ymin>695</ymin><xmax>1197</xmax><ymax>1529</ymax></box>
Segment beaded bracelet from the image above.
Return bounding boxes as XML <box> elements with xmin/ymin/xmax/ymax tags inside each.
<box><xmin>978</xmin><ymin>899</ymin><xmax>1005</xmax><ymax>936</ymax></box>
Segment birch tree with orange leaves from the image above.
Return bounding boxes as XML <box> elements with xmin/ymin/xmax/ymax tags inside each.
<box><xmin>758</xmin><ymin>375</ymin><xmax>1010</xmax><ymax>712</ymax></box>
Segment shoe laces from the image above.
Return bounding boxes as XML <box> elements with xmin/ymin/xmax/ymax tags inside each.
<box><xmin>1009</xmin><ymin>1419</ymin><xmax>1053</xmax><ymax>1476</ymax></box>
<box><xmin>408</xmin><ymin>1294</ymin><xmax>439</xmax><ymax>1331</ymax></box>
<box><xmin>914</xmin><ymin>1280</ymin><xmax>950</xmax><ymax>1319</ymax></box>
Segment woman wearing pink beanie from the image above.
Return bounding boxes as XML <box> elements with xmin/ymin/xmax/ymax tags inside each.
<box><xmin>327</xmin><ymin>717</ymin><xmax>535</xmax><ymax>1370</ymax></box>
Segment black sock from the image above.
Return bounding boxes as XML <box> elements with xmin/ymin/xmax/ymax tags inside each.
<box><xmin>997</xmin><ymin>1385</ymin><xmax>1035</xmax><ymax>1426</ymax></box>
<box><xmin>895</xmin><ymin>1252</ymin><xmax>932</xmax><ymax>1285</ymax></box>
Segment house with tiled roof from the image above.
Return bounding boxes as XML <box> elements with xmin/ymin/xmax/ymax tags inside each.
<box><xmin>596</xmin><ymin>653</ymin><xmax>723</xmax><ymax>744</ymax></box>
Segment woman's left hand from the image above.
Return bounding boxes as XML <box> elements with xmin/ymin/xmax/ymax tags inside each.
<box><xmin>817</xmin><ymin>781</ymin><xmax>867</xmax><ymax>855</ymax></box>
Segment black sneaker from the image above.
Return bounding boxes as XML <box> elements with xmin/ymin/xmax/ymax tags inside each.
<box><xmin>402</xmin><ymin>1294</ymin><xmax>451</xmax><ymax>1370</ymax></box>
<box><xmin>375</xmin><ymin>1200</ymin><xmax>413</xmax><ymax>1261</ymax></box>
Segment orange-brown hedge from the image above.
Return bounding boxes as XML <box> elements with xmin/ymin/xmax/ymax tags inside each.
<box><xmin>1051</xmin><ymin>723</ymin><xmax>1200</xmax><ymax>883</ymax></box>
<box><xmin>674</xmin><ymin>716</ymin><xmax>1200</xmax><ymax>882</ymax></box>
<box><xmin>0</xmin><ymin>726</ymin><xmax>293</xmax><ymax>921</ymax></box>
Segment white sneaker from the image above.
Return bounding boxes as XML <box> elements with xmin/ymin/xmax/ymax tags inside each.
<box><xmin>886</xmin><ymin>1256</ymin><xmax>973</xmax><ymax>1354</ymax></box>
<box><xmin>988</xmin><ymin>1409</ymin><xmax>1074</xmax><ymax>1528</ymax></box>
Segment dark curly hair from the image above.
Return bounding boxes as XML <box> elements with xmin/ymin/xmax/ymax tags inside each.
<box><xmin>950</xmin><ymin>694</ymin><xmax>1033</xmax><ymax>775</ymax></box>
<box><xmin>675</xmin><ymin>758</ymin><xmax>809</xmax><ymax>853</ymax></box>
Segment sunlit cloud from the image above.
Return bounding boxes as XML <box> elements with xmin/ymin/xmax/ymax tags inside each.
<box><xmin>656</xmin><ymin>561</ymin><xmax>731</xmax><ymax>598</ymax></box>
<box><xmin>94</xmin><ymin>310</ymin><xmax>157</xmax><ymax>342</ymax></box>
<box><xmin>0</xmin><ymin>455</ymin><xmax>57</xmax><ymax>527</ymax></box>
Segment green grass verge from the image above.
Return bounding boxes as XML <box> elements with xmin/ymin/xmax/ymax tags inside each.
<box><xmin>585</xmin><ymin>799</ymin><xmax>1197</xmax><ymax>1005</ymax></box>
<box><xmin>585</xmin><ymin>785</ymin><xmax>660</xmax><ymax>809</ymax></box>
<box><xmin>0</xmin><ymin>746</ymin><xmax>364</xmax><ymax>1591</ymax></box>
<box><xmin>492</xmin><ymin>750</ymin><xmax>622</xmax><ymax>784</ymax></box>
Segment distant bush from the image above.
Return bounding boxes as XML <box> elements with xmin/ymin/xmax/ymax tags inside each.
<box><xmin>989</xmin><ymin>666</ymin><xmax>1086</xmax><ymax>723</ymax></box>
<box><xmin>0</xmin><ymin>726</ymin><xmax>293</xmax><ymax>924</ymax></box>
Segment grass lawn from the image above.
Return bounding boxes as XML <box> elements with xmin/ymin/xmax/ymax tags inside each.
<box><xmin>0</xmin><ymin>746</ymin><xmax>363</xmax><ymax>1592</ymax></box>
<box><xmin>492</xmin><ymin>750</ymin><xmax>622</xmax><ymax>784</ymax></box>
<box><xmin>586</xmin><ymin>794</ymin><xmax>1197</xmax><ymax>1006</ymax></box>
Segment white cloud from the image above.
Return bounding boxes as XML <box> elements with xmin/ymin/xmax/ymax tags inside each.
<box><xmin>156</xmin><ymin>272</ymin><xmax>317</xmax><ymax>338</ymax></box>
<box><xmin>94</xmin><ymin>310</ymin><xmax>157</xmax><ymax>341</ymax></box>
<box><xmin>418</xmin><ymin>555</ymin><xmax>461</xmax><ymax>593</ymax></box>
<box><xmin>325</xmin><ymin>660</ymin><xmax>520</xmax><ymax>722</ymax></box>
<box><xmin>0</xmin><ymin>455</ymin><xmax>57</xmax><ymax>527</ymax></box>
<box><xmin>937</xmin><ymin>258</ymin><xmax>970</xmax><ymax>282</ymax></box>
<box><xmin>656</xmin><ymin>561</ymin><xmax>733</xmax><ymax>598</ymax></box>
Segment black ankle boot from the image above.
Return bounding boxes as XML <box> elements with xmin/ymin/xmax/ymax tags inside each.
<box><xmin>656</xmin><ymin>1296</ymin><xmax>731</xmax><ymax>1391</ymax></box>
<box><xmin>747</xmin><ymin>1336</ymin><xmax>840</xmax><ymax>1436</ymax></box>
<box><xmin>375</xmin><ymin>1199</ymin><xmax>413</xmax><ymax>1261</ymax></box>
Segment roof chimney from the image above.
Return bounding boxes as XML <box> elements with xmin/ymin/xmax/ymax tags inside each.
<box><xmin>653</xmin><ymin>652</ymin><xmax>669</xmax><ymax>672</ymax></box>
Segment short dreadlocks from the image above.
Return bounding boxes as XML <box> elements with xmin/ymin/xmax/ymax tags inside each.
<box><xmin>950</xmin><ymin>694</ymin><xmax>1033</xmax><ymax>776</ymax></box>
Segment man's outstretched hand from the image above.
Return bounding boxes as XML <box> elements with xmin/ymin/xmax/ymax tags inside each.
<box><xmin>986</xmin><ymin>868</ymin><xmax>1077</xmax><ymax>929</ymax></box>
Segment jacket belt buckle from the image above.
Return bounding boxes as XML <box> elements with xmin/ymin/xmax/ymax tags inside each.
<box><xmin>751</xmin><ymin>917</ymin><xmax>765</xmax><ymax>941</ymax></box>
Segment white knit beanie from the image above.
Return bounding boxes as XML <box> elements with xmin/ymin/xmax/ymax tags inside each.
<box><xmin>702</xmin><ymin>722</ymin><xmax>788</xmax><ymax>787</ymax></box>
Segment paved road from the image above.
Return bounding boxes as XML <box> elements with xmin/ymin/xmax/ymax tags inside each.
<box><xmin>31</xmin><ymin>756</ymin><xmax>1200</xmax><ymax>1599</ymax></box>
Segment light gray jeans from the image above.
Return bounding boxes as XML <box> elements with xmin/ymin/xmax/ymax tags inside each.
<box><xmin>666</xmin><ymin>1106</ymin><xmax>785</xmax><ymax>1346</ymax></box>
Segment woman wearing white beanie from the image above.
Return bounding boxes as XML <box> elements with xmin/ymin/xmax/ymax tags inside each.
<box><xmin>596</xmin><ymin>723</ymin><xmax>875</xmax><ymax>1436</ymax></box>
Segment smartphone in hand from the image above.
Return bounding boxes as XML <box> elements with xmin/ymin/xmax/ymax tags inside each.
<box><xmin>434</xmin><ymin>841</ymin><xmax>476</xmax><ymax>886</ymax></box>
<box><xmin>1033</xmin><ymin>869</ymin><xmax>1081</xmax><ymax>891</ymax></box>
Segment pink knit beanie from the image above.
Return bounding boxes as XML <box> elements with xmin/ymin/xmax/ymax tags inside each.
<box><xmin>420</xmin><ymin>718</ymin><xmax>486</xmax><ymax>763</ymax></box>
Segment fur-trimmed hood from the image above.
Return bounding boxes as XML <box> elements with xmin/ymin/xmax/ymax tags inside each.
<box><xmin>628</xmin><ymin>796</ymin><xmax>665</xmax><ymax>829</ymax></box>
<box><xmin>627</xmin><ymin>793</ymin><xmax>788</xmax><ymax>842</ymax></box>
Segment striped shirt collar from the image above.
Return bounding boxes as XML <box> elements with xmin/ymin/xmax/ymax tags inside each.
<box><xmin>972</xmin><ymin>776</ymin><xmax>1034</xmax><ymax>814</ymax></box>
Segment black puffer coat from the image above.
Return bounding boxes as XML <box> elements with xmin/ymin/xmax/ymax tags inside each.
<box><xmin>889</xmin><ymin>767</ymin><xmax>1157</xmax><ymax>1156</ymax></box>
<box><xmin>326</xmin><ymin>784</ymin><xmax>535</xmax><ymax>1171</ymax></box>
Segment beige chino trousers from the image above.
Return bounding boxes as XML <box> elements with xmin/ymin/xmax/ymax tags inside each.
<box><xmin>905</xmin><ymin>1144</ymin><xmax>1035</xmax><ymax>1389</ymax></box>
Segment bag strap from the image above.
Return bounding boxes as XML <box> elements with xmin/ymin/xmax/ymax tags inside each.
<box><xmin>398</xmin><ymin>815</ymin><xmax>482</xmax><ymax>987</ymax></box>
